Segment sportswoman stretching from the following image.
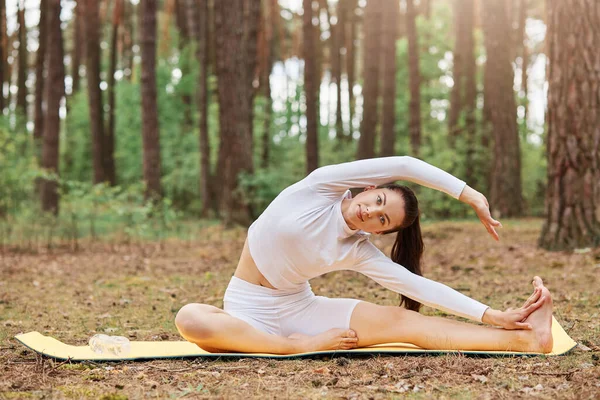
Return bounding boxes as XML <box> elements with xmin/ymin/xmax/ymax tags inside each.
<box><xmin>175</xmin><ymin>157</ymin><xmax>554</xmax><ymax>354</ymax></box>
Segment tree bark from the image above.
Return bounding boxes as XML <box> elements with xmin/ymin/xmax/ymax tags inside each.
<box><xmin>16</xmin><ymin>1</ymin><xmax>27</xmax><ymax>117</ymax></box>
<box><xmin>0</xmin><ymin>0</ymin><xmax>5</xmax><ymax>111</ymax></box>
<box><xmin>357</xmin><ymin>0</ymin><xmax>381</xmax><ymax>160</ymax></box>
<box><xmin>406</xmin><ymin>0</ymin><xmax>421</xmax><ymax>157</ymax></box>
<box><xmin>40</xmin><ymin>0</ymin><xmax>65</xmax><ymax>214</ymax></box>
<box><xmin>84</xmin><ymin>0</ymin><xmax>106</xmax><ymax>184</ymax></box>
<box><xmin>379</xmin><ymin>0</ymin><xmax>398</xmax><ymax>157</ymax></box>
<box><xmin>188</xmin><ymin>0</ymin><xmax>212</xmax><ymax>217</ymax></box>
<box><xmin>329</xmin><ymin>1</ymin><xmax>343</xmax><ymax>139</ymax></box>
<box><xmin>71</xmin><ymin>0</ymin><xmax>83</xmax><ymax>94</ymax></box>
<box><xmin>345</xmin><ymin>0</ymin><xmax>357</xmax><ymax>135</ymax></box>
<box><xmin>448</xmin><ymin>0</ymin><xmax>466</xmax><ymax>148</ymax></box>
<box><xmin>121</xmin><ymin>0</ymin><xmax>134</xmax><ymax>80</ymax></box>
<box><xmin>518</xmin><ymin>0</ymin><xmax>528</xmax><ymax>123</ymax></box>
<box><xmin>33</xmin><ymin>0</ymin><xmax>47</xmax><ymax>152</ymax></box>
<box><xmin>214</xmin><ymin>0</ymin><xmax>258</xmax><ymax>224</ymax></box>
<box><xmin>303</xmin><ymin>0</ymin><xmax>319</xmax><ymax>173</ymax></box>
<box><xmin>140</xmin><ymin>0</ymin><xmax>162</xmax><ymax>200</ymax></box>
<box><xmin>462</xmin><ymin>0</ymin><xmax>477</xmax><ymax>184</ymax></box>
<box><xmin>260</xmin><ymin>0</ymin><xmax>277</xmax><ymax>168</ymax></box>
<box><xmin>105</xmin><ymin>0</ymin><xmax>121</xmax><ymax>186</ymax></box>
<box><xmin>539</xmin><ymin>0</ymin><xmax>600</xmax><ymax>250</ymax></box>
<box><xmin>482</xmin><ymin>0</ymin><xmax>523</xmax><ymax>217</ymax></box>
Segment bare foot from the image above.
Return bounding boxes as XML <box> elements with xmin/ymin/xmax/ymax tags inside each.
<box><xmin>288</xmin><ymin>329</ymin><xmax>358</xmax><ymax>352</ymax></box>
<box><xmin>523</xmin><ymin>276</ymin><xmax>554</xmax><ymax>353</ymax></box>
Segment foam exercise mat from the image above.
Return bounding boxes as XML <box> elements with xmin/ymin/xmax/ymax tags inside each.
<box><xmin>15</xmin><ymin>317</ymin><xmax>576</xmax><ymax>361</ymax></box>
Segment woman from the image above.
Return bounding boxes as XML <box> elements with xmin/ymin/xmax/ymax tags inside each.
<box><xmin>175</xmin><ymin>157</ymin><xmax>553</xmax><ymax>354</ymax></box>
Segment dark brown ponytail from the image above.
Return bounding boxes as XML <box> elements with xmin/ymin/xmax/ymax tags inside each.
<box><xmin>381</xmin><ymin>184</ymin><xmax>424</xmax><ymax>312</ymax></box>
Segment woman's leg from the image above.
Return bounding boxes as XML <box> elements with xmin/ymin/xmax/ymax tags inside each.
<box><xmin>349</xmin><ymin>277</ymin><xmax>554</xmax><ymax>353</ymax></box>
<box><xmin>174</xmin><ymin>303</ymin><xmax>358</xmax><ymax>354</ymax></box>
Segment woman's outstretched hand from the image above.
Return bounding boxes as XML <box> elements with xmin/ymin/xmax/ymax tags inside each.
<box><xmin>481</xmin><ymin>286</ymin><xmax>545</xmax><ymax>329</ymax></box>
<box><xmin>459</xmin><ymin>185</ymin><xmax>503</xmax><ymax>241</ymax></box>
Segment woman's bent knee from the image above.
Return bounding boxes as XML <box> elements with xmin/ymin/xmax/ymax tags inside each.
<box><xmin>175</xmin><ymin>303</ymin><xmax>222</xmax><ymax>340</ymax></box>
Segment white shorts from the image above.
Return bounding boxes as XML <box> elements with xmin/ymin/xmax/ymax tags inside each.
<box><xmin>223</xmin><ymin>276</ymin><xmax>361</xmax><ymax>337</ymax></box>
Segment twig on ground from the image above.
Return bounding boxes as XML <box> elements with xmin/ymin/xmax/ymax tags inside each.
<box><xmin>532</xmin><ymin>369</ymin><xmax>579</xmax><ymax>376</ymax></box>
<box><xmin>147</xmin><ymin>364</ymin><xmax>196</xmax><ymax>373</ymax></box>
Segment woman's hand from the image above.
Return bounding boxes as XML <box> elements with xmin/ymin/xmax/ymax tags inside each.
<box><xmin>481</xmin><ymin>287</ymin><xmax>545</xmax><ymax>329</ymax></box>
<box><xmin>459</xmin><ymin>185</ymin><xmax>503</xmax><ymax>241</ymax></box>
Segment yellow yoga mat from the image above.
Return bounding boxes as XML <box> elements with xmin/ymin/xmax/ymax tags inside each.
<box><xmin>15</xmin><ymin>317</ymin><xmax>576</xmax><ymax>361</ymax></box>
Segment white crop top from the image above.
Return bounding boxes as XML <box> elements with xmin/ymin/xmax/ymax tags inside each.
<box><xmin>247</xmin><ymin>156</ymin><xmax>489</xmax><ymax>322</ymax></box>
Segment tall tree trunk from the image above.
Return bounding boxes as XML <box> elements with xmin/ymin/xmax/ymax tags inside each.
<box><xmin>140</xmin><ymin>0</ymin><xmax>162</xmax><ymax>200</ymax></box>
<box><xmin>40</xmin><ymin>0</ymin><xmax>65</xmax><ymax>214</ymax></box>
<box><xmin>345</xmin><ymin>0</ymin><xmax>357</xmax><ymax>135</ymax></box>
<box><xmin>406</xmin><ymin>0</ymin><xmax>421</xmax><ymax>157</ymax></box>
<box><xmin>482</xmin><ymin>0</ymin><xmax>523</xmax><ymax>217</ymax></box>
<box><xmin>518</xmin><ymin>0</ymin><xmax>528</xmax><ymax>123</ymax></box>
<box><xmin>539</xmin><ymin>0</ymin><xmax>600</xmax><ymax>250</ymax></box>
<box><xmin>16</xmin><ymin>1</ymin><xmax>27</xmax><ymax>117</ymax></box>
<box><xmin>84</xmin><ymin>0</ymin><xmax>106</xmax><ymax>184</ymax></box>
<box><xmin>303</xmin><ymin>0</ymin><xmax>319</xmax><ymax>173</ymax></box>
<box><xmin>0</xmin><ymin>0</ymin><xmax>5</xmax><ymax>111</ymax></box>
<box><xmin>214</xmin><ymin>0</ymin><xmax>258</xmax><ymax>224</ymax></box>
<box><xmin>188</xmin><ymin>0</ymin><xmax>212</xmax><ymax>217</ymax></box>
<box><xmin>121</xmin><ymin>0</ymin><xmax>134</xmax><ymax>80</ymax></box>
<box><xmin>105</xmin><ymin>0</ymin><xmax>121</xmax><ymax>186</ymax></box>
<box><xmin>448</xmin><ymin>0</ymin><xmax>466</xmax><ymax>148</ymax></box>
<box><xmin>356</xmin><ymin>0</ymin><xmax>381</xmax><ymax>160</ymax></box>
<box><xmin>260</xmin><ymin>0</ymin><xmax>277</xmax><ymax>168</ymax></box>
<box><xmin>33</xmin><ymin>0</ymin><xmax>47</xmax><ymax>155</ymax></box>
<box><xmin>175</xmin><ymin>0</ymin><xmax>193</xmax><ymax>132</ymax></box>
<box><xmin>160</xmin><ymin>0</ymin><xmax>176</xmax><ymax>58</ymax></box>
<box><xmin>379</xmin><ymin>0</ymin><xmax>398</xmax><ymax>157</ymax></box>
<box><xmin>328</xmin><ymin>1</ymin><xmax>343</xmax><ymax>139</ymax></box>
<box><xmin>71</xmin><ymin>0</ymin><xmax>83</xmax><ymax>94</ymax></box>
<box><xmin>463</xmin><ymin>0</ymin><xmax>477</xmax><ymax>185</ymax></box>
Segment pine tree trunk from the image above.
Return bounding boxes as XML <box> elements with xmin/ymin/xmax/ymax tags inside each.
<box><xmin>345</xmin><ymin>0</ymin><xmax>357</xmax><ymax>135</ymax></box>
<box><xmin>84</xmin><ymin>0</ymin><xmax>106</xmax><ymax>184</ymax></box>
<box><xmin>105</xmin><ymin>0</ymin><xmax>121</xmax><ymax>186</ymax></box>
<box><xmin>214</xmin><ymin>0</ymin><xmax>258</xmax><ymax>224</ymax></box>
<box><xmin>462</xmin><ymin>0</ymin><xmax>477</xmax><ymax>185</ymax></box>
<box><xmin>406</xmin><ymin>0</ymin><xmax>421</xmax><ymax>157</ymax></box>
<box><xmin>188</xmin><ymin>0</ymin><xmax>212</xmax><ymax>217</ymax></box>
<box><xmin>0</xmin><ymin>0</ymin><xmax>5</xmax><ymax>111</ymax></box>
<box><xmin>329</xmin><ymin>1</ymin><xmax>343</xmax><ymax>139</ymax></box>
<box><xmin>482</xmin><ymin>0</ymin><xmax>523</xmax><ymax>217</ymax></box>
<box><xmin>121</xmin><ymin>0</ymin><xmax>134</xmax><ymax>80</ymax></box>
<box><xmin>518</xmin><ymin>0</ymin><xmax>528</xmax><ymax>123</ymax></box>
<box><xmin>539</xmin><ymin>0</ymin><xmax>600</xmax><ymax>250</ymax></box>
<box><xmin>303</xmin><ymin>0</ymin><xmax>319</xmax><ymax>173</ymax></box>
<box><xmin>379</xmin><ymin>0</ymin><xmax>398</xmax><ymax>157</ymax></box>
<box><xmin>33</xmin><ymin>0</ymin><xmax>47</xmax><ymax>152</ymax></box>
<box><xmin>140</xmin><ymin>0</ymin><xmax>162</xmax><ymax>200</ymax></box>
<box><xmin>448</xmin><ymin>0</ymin><xmax>466</xmax><ymax>148</ymax></box>
<box><xmin>357</xmin><ymin>0</ymin><xmax>381</xmax><ymax>160</ymax></box>
<box><xmin>40</xmin><ymin>0</ymin><xmax>65</xmax><ymax>214</ymax></box>
<box><xmin>16</xmin><ymin>1</ymin><xmax>27</xmax><ymax>117</ymax></box>
<box><xmin>260</xmin><ymin>0</ymin><xmax>277</xmax><ymax>169</ymax></box>
<box><xmin>175</xmin><ymin>0</ymin><xmax>193</xmax><ymax>133</ymax></box>
<box><xmin>71</xmin><ymin>0</ymin><xmax>83</xmax><ymax>94</ymax></box>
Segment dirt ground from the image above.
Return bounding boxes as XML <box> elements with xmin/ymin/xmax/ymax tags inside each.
<box><xmin>1</xmin><ymin>219</ymin><xmax>599</xmax><ymax>399</ymax></box>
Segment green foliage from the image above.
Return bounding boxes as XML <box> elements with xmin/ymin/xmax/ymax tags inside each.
<box><xmin>0</xmin><ymin>117</ymin><xmax>40</xmax><ymax>217</ymax></box>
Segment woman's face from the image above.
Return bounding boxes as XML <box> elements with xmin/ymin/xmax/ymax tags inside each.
<box><xmin>345</xmin><ymin>187</ymin><xmax>405</xmax><ymax>234</ymax></box>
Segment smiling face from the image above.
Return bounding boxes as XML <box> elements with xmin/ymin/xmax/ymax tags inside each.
<box><xmin>342</xmin><ymin>186</ymin><xmax>406</xmax><ymax>234</ymax></box>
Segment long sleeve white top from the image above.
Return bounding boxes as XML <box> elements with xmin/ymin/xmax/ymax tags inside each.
<box><xmin>247</xmin><ymin>156</ymin><xmax>489</xmax><ymax>322</ymax></box>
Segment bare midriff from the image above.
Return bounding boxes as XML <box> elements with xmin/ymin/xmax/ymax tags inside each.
<box><xmin>233</xmin><ymin>238</ymin><xmax>278</xmax><ymax>289</ymax></box>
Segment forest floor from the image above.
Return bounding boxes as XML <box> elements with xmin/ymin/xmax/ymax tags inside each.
<box><xmin>1</xmin><ymin>219</ymin><xmax>599</xmax><ymax>399</ymax></box>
